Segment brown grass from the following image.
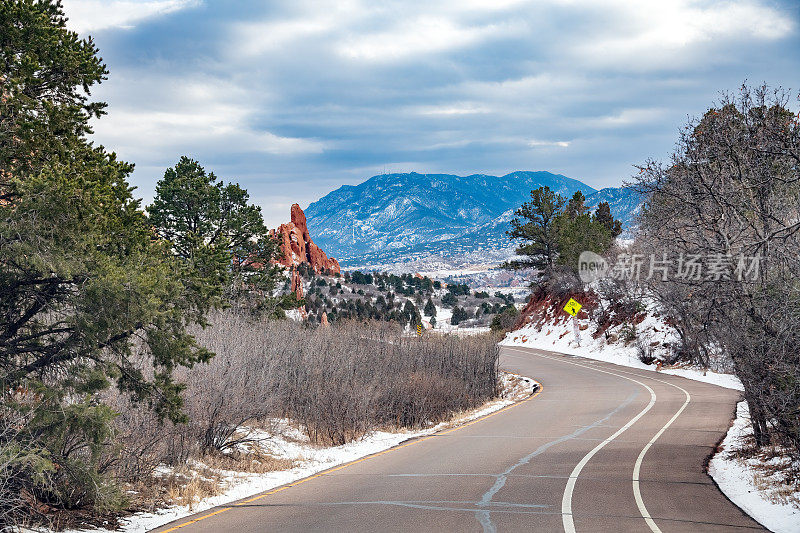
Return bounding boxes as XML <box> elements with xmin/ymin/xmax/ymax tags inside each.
<box><xmin>200</xmin><ymin>448</ymin><xmax>295</xmax><ymax>474</ymax></box>
<box><xmin>726</xmin><ymin>434</ymin><xmax>800</xmax><ymax>506</ymax></box>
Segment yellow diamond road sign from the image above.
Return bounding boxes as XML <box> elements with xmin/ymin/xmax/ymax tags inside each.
<box><xmin>564</xmin><ymin>298</ymin><xmax>582</xmax><ymax>317</ymax></box>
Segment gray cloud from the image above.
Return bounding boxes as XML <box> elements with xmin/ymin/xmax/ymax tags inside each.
<box><xmin>67</xmin><ymin>0</ymin><xmax>800</xmax><ymax>227</ymax></box>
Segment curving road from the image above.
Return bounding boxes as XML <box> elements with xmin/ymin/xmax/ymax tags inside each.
<box><xmin>153</xmin><ymin>346</ymin><xmax>764</xmax><ymax>533</ymax></box>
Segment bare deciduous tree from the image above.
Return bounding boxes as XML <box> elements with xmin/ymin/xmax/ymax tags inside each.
<box><xmin>634</xmin><ymin>84</ymin><xmax>800</xmax><ymax>455</ymax></box>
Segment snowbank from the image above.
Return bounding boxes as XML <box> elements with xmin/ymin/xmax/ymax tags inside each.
<box><xmin>709</xmin><ymin>402</ymin><xmax>800</xmax><ymax>533</ymax></box>
<box><xmin>82</xmin><ymin>373</ymin><xmax>537</xmax><ymax>533</ymax></box>
<box><xmin>502</xmin><ymin>310</ymin><xmax>742</xmax><ymax>391</ymax></box>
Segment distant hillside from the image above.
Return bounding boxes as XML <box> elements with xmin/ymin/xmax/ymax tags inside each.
<box><xmin>305</xmin><ymin>171</ymin><xmax>642</xmax><ymax>267</ymax></box>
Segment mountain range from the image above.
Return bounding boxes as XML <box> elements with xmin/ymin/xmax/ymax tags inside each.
<box><xmin>305</xmin><ymin>171</ymin><xmax>642</xmax><ymax>268</ymax></box>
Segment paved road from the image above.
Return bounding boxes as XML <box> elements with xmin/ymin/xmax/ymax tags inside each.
<box><xmin>153</xmin><ymin>346</ymin><xmax>764</xmax><ymax>533</ymax></box>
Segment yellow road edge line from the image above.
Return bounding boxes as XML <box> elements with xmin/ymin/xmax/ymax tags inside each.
<box><xmin>160</xmin><ymin>507</ymin><xmax>233</xmax><ymax>532</ymax></box>
<box><xmin>157</xmin><ymin>376</ymin><xmax>542</xmax><ymax>532</ymax></box>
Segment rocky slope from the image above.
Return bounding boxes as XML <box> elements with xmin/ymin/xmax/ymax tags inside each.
<box><xmin>305</xmin><ymin>171</ymin><xmax>642</xmax><ymax>267</ymax></box>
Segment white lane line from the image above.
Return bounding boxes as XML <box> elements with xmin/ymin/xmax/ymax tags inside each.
<box><xmin>554</xmin><ymin>367</ymin><xmax>656</xmax><ymax>533</ymax></box>
<box><xmin>631</xmin><ymin>379</ymin><xmax>691</xmax><ymax>533</ymax></box>
<box><xmin>503</xmin><ymin>347</ymin><xmax>690</xmax><ymax>533</ymax></box>
<box><xmin>563</xmin><ymin>358</ymin><xmax>693</xmax><ymax>533</ymax></box>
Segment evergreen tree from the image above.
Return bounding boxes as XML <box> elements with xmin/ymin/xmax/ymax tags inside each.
<box><xmin>0</xmin><ymin>1</ymin><xmax>217</xmax><ymax>519</ymax></box>
<box><xmin>505</xmin><ymin>186</ymin><xmax>621</xmax><ymax>278</ymax></box>
<box><xmin>451</xmin><ymin>306</ymin><xmax>469</xmax><ymax>325</ymax></box>
<box><xmin>553</xmin><ymin>196</ymin><xmax>619</xmax><ymax>271</ymax></box>
<box><xmin>564</xmin><ymin>191</ymin><xmax>589</xmax><ymax>218</ymax></box>
<box><xmin>593</xmin><ymin>201</ymin><xmax>623</xmax><ymax>238</ymax></box>
<box><xmin>148</xmin><ymin>157</ymin><xmax>286</xmax><ymax>314</ymax></box>
<box><xmin>424</xmin><ymin>298</ymin><xmax>437</xmax><ymax>317</ymax></box>
<box><xmin>403</xmin><ymin>300</ymin><xmax>417</xmax><ymax>319</ymax></box>
<box><xmin>491</xmin><ymin>306</ymin><xmax>520</xmax><ymax>332</ymax></box>
<box><xmin>0</xmin><ymin>0</ymin><xmax>108</xmax><ymax>188</ymax></box>
<box><xmin>441</xmin><ymin>292</ymin><xmax>458</xmax><ymax>307</ymax></box>
<box><xmin>504</xmin><ymin>186</ymin><xmax>565</xmax><ymax>274</ymax></box>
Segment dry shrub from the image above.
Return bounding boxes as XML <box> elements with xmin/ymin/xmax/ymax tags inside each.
<box><xmin>378</xmin><ymin>373</ymin><xmax>469</xmax><ymax>428</ymax></box>
<box><xmin>178</xmin><ymin>313</ymin><xmax>499</xmax><ymax>446</ymax></box>
<box><xmin>104</xmin><ymin>311</ymin><xmax>499</xmax><ymax>504</ymax></box>
<box><xmin>100</xmin><ymin>394</ymin><xmax>171</xmax><ymax>483</ymax></box>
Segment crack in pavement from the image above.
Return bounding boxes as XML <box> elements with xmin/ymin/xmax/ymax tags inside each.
<box><xmin>475</xmin><ymin>392</ymin><xmax>638</xmax><ymax>533</ymax></box>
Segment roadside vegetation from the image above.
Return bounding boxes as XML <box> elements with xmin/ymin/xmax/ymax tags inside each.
<box><xmin>4</xmin><ymin>0</ymin><xmax>796</xmax><ymax>528</ymax></box>
<box><xmin>182</xmin><ymin>314</ymin><xmax>498</xmax><ymax>450</ymax></box>
<box><xmin>633</xmin><ymin>85</ymin><xmax>800</xmax><ymax>479</ymax></box>
<box><xmin>99</xmin><ymin>314</ymin><xmax>499</xmax><ymax>527</ymax></box>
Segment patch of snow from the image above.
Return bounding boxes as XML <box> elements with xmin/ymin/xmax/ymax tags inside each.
<box><xmin>83</xmin><ymin>373</ymin><xmax>536</xmax><ymax>533</ymax></box>
<box><xmin>441</xmin><ymin>326</ymin><xmax>492</xmax><ymax>336</ymax></box>
<box><xmin>431</xmin><ymin>305</ymin><xmax>451</xmax><ymax>329</ymax></box>
<box><xmin>418</xmin><ymin>265</ymin><xmax>494</xmax><ymax>277</ymax></box>
<box><xmin>501</xmin><ymin>313</ymin><xmax>742</xmax><ymax>391</ymax></box>
<box><xmin>284</xmin><ymin>309</ymin><xmax>303</xmax><ymax>322</ymax></box>
<box><xmin>424</xmin><ymin>305</ymin><xmax>489</xmax><ymax>334</ymax></box>
<box><xmin>709</xmin><ymin>402</ymin><xmax>800</xmax><ymax>533</ymax></box>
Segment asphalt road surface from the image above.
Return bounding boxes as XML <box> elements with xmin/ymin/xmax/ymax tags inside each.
<box><xmin>153</xmin><ymin>345</ymin><xmax>764</xmax><ymax>533</ymax></box>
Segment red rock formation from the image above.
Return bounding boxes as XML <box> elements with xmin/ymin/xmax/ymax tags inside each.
<box><xmin>290</xmin><ymin>269</ymin><xmax>304</xmax><ymax>300</ymax></box>
<box><xmin>320</xmin><ymin>312</ymin><xmax>329</xmax><ymax>327</ymax></box>
<box><xmin>272</xmin><ymin>204</ymin><xmax>341</xmax><ymax>274</ymax></box>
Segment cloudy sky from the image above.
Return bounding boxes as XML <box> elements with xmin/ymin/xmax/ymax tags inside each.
<box><xmin>64</xmin><ymin>0</ymin><xmax>800</xmax><ymax>227</ymax></box>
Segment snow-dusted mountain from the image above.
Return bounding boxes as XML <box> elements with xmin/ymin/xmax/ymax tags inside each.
<box><xmin>305</xmin><ymin>171</ymin><xmax>642</xmax><ymax>268</ymax></box>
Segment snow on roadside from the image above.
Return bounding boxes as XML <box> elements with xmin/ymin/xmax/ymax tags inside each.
<box><xmin>82</xmin><ymin>373</ymin><xmax>537</xmax><ymax>533</ymax></box>
<box><xmin>501</xmin><ymin>313</ymin><xmax>743</xmax><ymax>391</ymax></box>
<box><xmin>709</xmin><ymin>402</ymin><xmax>800</xmax><ymax>533</ymax></box>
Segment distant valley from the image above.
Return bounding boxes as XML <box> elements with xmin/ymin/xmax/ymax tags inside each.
<box><xmin>305</xmin><ymin>171</ymin><xmax>642</xmax><ymax>270</ymax></box>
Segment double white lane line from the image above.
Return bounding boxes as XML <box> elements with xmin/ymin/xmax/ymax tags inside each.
<box><xmin>632</xmin><ymin>375</ymin><xmax>691</xmax><ymax>533</ymax></box>
<box><xmin>504</xmin><ymin>348</ymin><xmax>691</xmax><ymax>533</ymax></box>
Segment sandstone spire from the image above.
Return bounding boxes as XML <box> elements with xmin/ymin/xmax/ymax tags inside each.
<box><xmin>272</xmin><ymin>204</ymin><xmax>341</xmax><ymax>274</ymax></box>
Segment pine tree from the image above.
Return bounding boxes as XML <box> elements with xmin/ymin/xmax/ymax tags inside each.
<box><xmin>504</xmin><ymin>186</ymin><xmax>565</xmax><ymax>274</ymax></box>
<box><xmin>441</xmin><ymin>292</ymin><xmax>458</xmax><ymax>307</ymax></box>
<box><xmin>148</xmin><ymin>157</ymin><xmax>286</xmax><ymax>314</ymax></box>
<box><xmin>0</xmin><ymin>0</ymin><xmax>108</xmax><ymax>189</ymax></box>
<box><xmin>451</xmin><ymin>306</ymin><xmax>469</xmax><ymax>325</ymax></box>
<box><xmin>594</xmin><ymin>201</ymin><xmax>623</xmax><ymax>238</ymax></box>
<box><xmin>403</xmin><ymin>300</ymin><xmax>416</xmax><ymax>319</ymax></box>
<box><xmin>504</xmin><ymin>186</ymin><xmax>621</xmax><ymax>277</ymax></box>
<box><xmin>424</xmin><ymin>298</ymin><xmax>436</xmax><ymax>317</ymax></box>
<box><xmin>0</xmin><ymin>0</ymin><xmax>218</xmax><ymax>519</ymax></box>
<box><xmin>554</xmin><ymin>197</ymin><xmax>619</xmax><ymax>271</ymax></box>
<box><xmin>564</xmin><ymin>191</ymin><xmax>589</xmax><ymax>218</ymax></box>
